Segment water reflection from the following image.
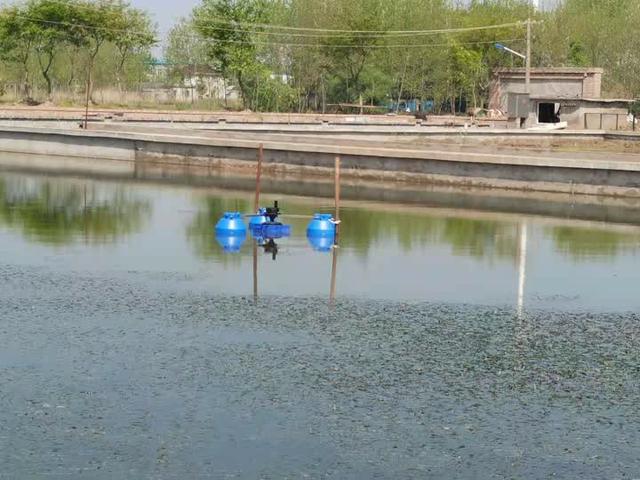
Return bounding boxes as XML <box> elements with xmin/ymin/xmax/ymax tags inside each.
<box><xmin>330</xmin><ymin>209</ymin><xmax>521</xmax><ymax>260</ymax></box>
<box><xmin>517</xmin><ymin>223</ymin><xmax>528</xmax><ymax>317</ymax></box>
<box><xmin>186</xmin><ymin>190</ymin><xmax>640</xmax><ymax>266</ymax></box>
<box><xmin>548</xmin><ymin>225</ymin><xmax>640</xmax><ymax>260</ymax></box>
<box><xmin>0</xmin><ymin>176</ymin><xmax>151</xmax><ymax>245</ymax></box>
<box><xmin>3</xmin><ymin>171</ymin><xmax>640</xmax><ymax>310</ymax></box>
<box><xmin>187</xmin><ymin>196</ymin><xmax>524</xmax><ymax>262</ymax></box>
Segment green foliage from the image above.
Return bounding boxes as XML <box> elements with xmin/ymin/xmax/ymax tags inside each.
<box><xmin>164</xmin><ymin>18</ymin><xmax>209</xmax><ymax>84</ymax></box>
<box><xmin>539</xmin><ymin>0</ymin><xmax>640</xmax><ymax>96</ymax></box>
<box><xmin>193</xmin><ymin>0</ymin><xmax>271</xmax><ymax>107</ymax></box>
<box><xmin>567</xmin><ymin>42</ymin><xmax>589</xmax><ymax>67</ymax></box>
<box><xmin>0</xmin><ymin>0</ymin><xmax>156</xmax><ymax>102</ymax></box>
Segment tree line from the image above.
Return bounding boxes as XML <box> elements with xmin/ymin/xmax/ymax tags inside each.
<box><xmin>1</xmin><ymin>0</ymin><xmax>639</xmax><ymax>112</ymax></box>
<box><xmin>0</xmin><ymin>0</ymin><xmax>155</xmax><ymax>103</ymax></box>
<box><xmin>166</xmin><ymin>0</ymin><xmax>640</xmax><ymax>112</ymax></box>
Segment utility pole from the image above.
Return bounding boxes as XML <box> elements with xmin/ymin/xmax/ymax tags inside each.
<box><xmin>525</xmin><ymin>18</ymin><xmax>531</xmax><ymax>95</ymax></box>
<box><xmin>83</xmin><ymin>65</ymin><xmax>91</xmax><ymax>130</ymax></box>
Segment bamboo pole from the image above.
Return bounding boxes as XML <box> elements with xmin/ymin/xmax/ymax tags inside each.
<box><xmin>329</xmin><ymin>246</ymin><xmax>338</xmax><ymax>306</ymax></box>
<box><xmin>254</xmin><ymin>143</ymin><xmax>264</xmax><ymax>212</ymax></box>
<box><xmin>333</xmin><ymin>155</ymin><xmax>342</xmax><ymax>244</ymax></box>
<box><xmin>334</xmin><ymin>155</ymin><xmax>341</xmax><ymax>225</ymax></box>
<box><xmin>253</xmin><ymin>241</ymin><xmax>258</xmax><ymax>305</ymax></box>
<box><xmin>330</xmin><ymin>155</ymin><xmax>342</xmax><ymax>305</ymax></box>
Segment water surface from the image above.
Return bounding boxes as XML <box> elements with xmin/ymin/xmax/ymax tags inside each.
<box><xmin>1</xmin><ymin>171</ymin><xmax>640</xmax><ymax>311</ymax></box>
<box><xmin>1</xmin><ymin>171</ymin><xmax>639</xmax><ymax>479</ymax></box>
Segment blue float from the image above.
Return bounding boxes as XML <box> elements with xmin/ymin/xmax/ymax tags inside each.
<box><xmin>215</xmin><ymin>212</ymin><xmax>247</xmax><ymax>235</ymax></box>
<box><xmin>307</xmin><ymin>213</ymin><xmax>336</xmax><ymax>238</ymax></box>
<box><xmin>215</xmin><ymin>212</ymin><xmax>247</xmax><ymax>253</ymax></box>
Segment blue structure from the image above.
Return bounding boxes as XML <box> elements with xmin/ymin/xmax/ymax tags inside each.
<box><xmin>249</xmin><ymin>209</ymin><xmax>269</xmax><ymax>228</ymax></box>
<box><xmin>307</xmin><ymin>213</ymin><xmax>336</xmax><ymax>237</ymax></box>
<box><xmin>249</xmin><ymin>202</ymin><xmax>291</xmax><ymax>244</ymax></box>
<box><xmin>215</xmin><ymin>212</ymin><xmax>247</xmax><ymax>235</ymax></box>
<box><xmin>251</xmin><ymin>223</ymin><xmax>291</xmax><ymax>240</ymax></box>
<box><xmin>215</xmin><ymin>212</ymin><xmax>247</xmax><ymax>254</ymax></box>
<box><xmin>388</xmin><ymin>99</ymin><xmax>434</xmax><ymax>114</ymax></box>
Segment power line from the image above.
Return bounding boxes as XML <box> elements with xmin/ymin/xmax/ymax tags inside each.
<box><xmin>196</xmin><ymin>18</ymin><xmax>524</xmax><ymax>35</ymax></box>
<box><xmin>9</xmin><ymin>0</ymin><xmax>525</xmax><ymax>37</ymax></box>
<box><xmin>189</xmin><ymin>20</ymin><xmax>524</xmax><ymax>39</ymax></box>
<box><xmin>164</xmin><ymin>37</ymin><xmax>525</xmax><ymax>50</ymax></box>
<box><xmin>10</xmin><ymin>11</ymin><xmax>525</xmax><ymax>49</ymax></box>
<box><xmin>151</xmin><ymin>36</ymin><xmax>522</xmax><ymax>67</ymax></box>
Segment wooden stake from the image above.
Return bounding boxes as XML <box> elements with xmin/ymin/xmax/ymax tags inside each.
<box><xmin>83</xmin><ymin>65</ymin><xmax>91</xmax><ymax>130</ymax></box>
<box><xmin>334</xmin><ymin>155</ymin><xmax>341</xmax><ymax>221</ymax></box>
<box><xmin>254</xmin><ymin>143</ymin><xmax>264</xmax><ymax>212</ymax></box>
<box><xmin>334</xmin><ymin>155</ymin><xmax>341</xmax><ymax>243</ymax></box>
<box><xmin>253</xmin><ymin>241</ymin><xmax>258</xmax><ymax>305</ymax></box>
<box><xmin>329</xmin><ymin>245</ymin><xmax>338</xmax><ymax>306</ymax></box>
<box><xmin>330</xmin><ymin>154</ymin><xmax>342</xmax><ymax>305</ymax></box>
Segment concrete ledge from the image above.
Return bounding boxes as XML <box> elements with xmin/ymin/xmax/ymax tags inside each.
<box><xmin>1</xmin><ymin>125</ymin><xmax>640</xmax><ymax>197</ymax></box>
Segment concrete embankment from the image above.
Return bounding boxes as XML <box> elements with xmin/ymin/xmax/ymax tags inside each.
<box><xmin>1</xmin><ymin>124</ymin><xmax>640</xmax><ymax>197</ymax></box>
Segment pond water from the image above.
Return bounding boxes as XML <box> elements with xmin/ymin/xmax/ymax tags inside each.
<box><xmin>1</xmin><ymin>170</ymin><xmax>639</xmax><ymax>479</ymax></box>
<box><xmin>2</xmin><ymin>171</ymin><xmax>640</xmax><ymax>312</ymax></box>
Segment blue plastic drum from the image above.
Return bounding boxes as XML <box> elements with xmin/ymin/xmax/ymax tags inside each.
<box><xmin>215</xmin><ymin>212</ymin><xmax>247</xmax><ymax>235</ymax></box>
<box><xmin>306</xmin><ymin>213</ymin><xmax>336</xmax><ymax>238</ymax></box>
<box><xmin>215</xmin><ymin>212</ymin><xmax>247</xmax><ymax>253</ymax></box>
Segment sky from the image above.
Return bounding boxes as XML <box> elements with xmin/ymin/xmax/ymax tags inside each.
<box><xmin>130</xmin><ymin>0</ymin><xmax>199</xmax><ymax>35</ymax></box>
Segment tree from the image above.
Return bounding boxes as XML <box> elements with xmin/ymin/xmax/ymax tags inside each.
<box><xmin>111</xmin><ymin>6</ymin><xmax>155</xmax><ymax>92</ymax></box>
<box><xmin>74</xmin><ymin>0</ymin><xmax>121</xmax><ymax>102</ymax></box>
<box><xmin>320</xmin><ymin>0</ymin><xmax>388</xmax><ymax>103</ymax></box>
<box><xmin>24</xmin><ymin>0</ymin><xmax>87</xmax><ymax>99</ymax></box>
<box><xmin>164</xmin><ymin>18</ymin><xmax>209</xmax><ymax>85</ymax></box>
<box><xmin>193</xmin><ymin>0</ymin><xmax>270</xmax><ymax>108</ymax></box>
<box><xmin>0</xmin><ymin>7</ymin><xmax>37</xmax><ymax>99</ymax></box>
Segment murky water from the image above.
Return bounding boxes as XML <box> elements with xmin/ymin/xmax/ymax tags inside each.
<box><xmin>1</xmin><ymin>171</ymin><xmax>639</xmax><ymax>478</ymax></box>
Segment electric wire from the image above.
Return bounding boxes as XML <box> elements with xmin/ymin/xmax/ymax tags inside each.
<box><xmin>13</xmin><ymin>14</ymin><xmax>525</xmax><ymax>49</ymax></box>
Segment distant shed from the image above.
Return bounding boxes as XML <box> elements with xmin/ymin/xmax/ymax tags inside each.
<box><xmin>489</xmin><ymin>68</ymin><xmax>631</xmax><ymax>130</ymax></box>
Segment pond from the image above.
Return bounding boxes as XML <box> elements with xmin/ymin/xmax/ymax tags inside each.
<box><xmin>1</xmin><ymin>170</ymin><xmax>639</xmax><ymax>478</ymax></box>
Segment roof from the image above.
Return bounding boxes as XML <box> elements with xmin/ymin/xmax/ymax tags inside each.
<box><xmin>530</xmin><ymin>96</ymin><xmax>633</xmax><ymax>104</ymax></box>
<box><xmin>494</xmin><ymin>67</ymin><xmax>604</xmax><ymax>76</ymax></box>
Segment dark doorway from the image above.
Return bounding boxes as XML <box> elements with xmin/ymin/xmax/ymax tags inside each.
<box><xmin>538</xmin><ymin>102</ymin><xmax>560</xmax><ymax>123</ymax></box>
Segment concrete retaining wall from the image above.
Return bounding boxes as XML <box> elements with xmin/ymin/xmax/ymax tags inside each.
<box><xmin>1</xmin><ymin>125</ymin><xmax>640</xmax><ymax>197</ymax></box>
